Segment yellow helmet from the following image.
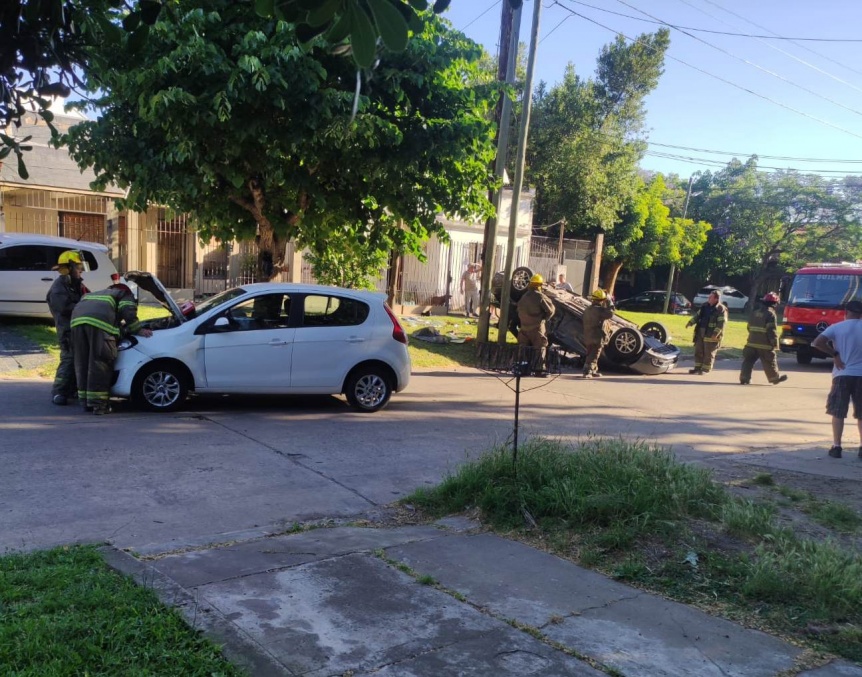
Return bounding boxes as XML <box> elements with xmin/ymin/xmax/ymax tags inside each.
<box><xmin>591</xmin><ymin>289</ymin><xmax>607</xmax><ymax>301</ymax></box>
<box><xmin>57</xmin><ymin>250</ymin><xmax>82</xmax><ymax>266</ymax></box>
<box><xmin>529</xmin><ymin>273</ymin><xmax>544</xmax><ymax>287</ymax></box>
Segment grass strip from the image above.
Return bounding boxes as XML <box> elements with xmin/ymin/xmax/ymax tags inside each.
<box><xmin>0</xmin><ymin>545</ymin><xmax>242</xmax><ymax>676</ymax></box>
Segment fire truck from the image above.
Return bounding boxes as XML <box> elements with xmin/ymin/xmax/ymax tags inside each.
<box><xmin>780</xmin><ymin>262</ymin><xmax>862</xmax><ymax>364</ymax></box>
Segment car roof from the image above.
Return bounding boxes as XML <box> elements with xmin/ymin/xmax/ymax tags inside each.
<box><xmin>0</xmin><ymin>233</ymin><xmax>110</xmax><ymax>253</ymax></box>
<box><xmin>240</xmin><ymin>282</ymin><xmax>387</xmax><ymax>302</ymax></box>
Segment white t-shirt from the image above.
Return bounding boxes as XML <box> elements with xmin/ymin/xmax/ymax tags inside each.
<box><xmin>820</xmin><ymin>319</ymin><xmax>862</xmax><ymax>377</ymax></box>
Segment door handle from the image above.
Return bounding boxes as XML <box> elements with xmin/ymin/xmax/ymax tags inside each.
<box><xmin>346</xmin><ymin>336</ymin><xmax>365</xmax><ymax>343</ymax></box>
<box><xmin>41</xmin><ymin>277</ymin><xmax>53</xmax><ymax>282</ymax></box>
<box><xmin>269</xmin><ymin>340</ymin><xmax>288</xmax><ymax>346</ymax></box>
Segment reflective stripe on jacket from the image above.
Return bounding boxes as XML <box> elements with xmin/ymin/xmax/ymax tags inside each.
<box><xmin>71</xmin><ymin>288</ymin><xmax>142</xmax><ymax>337</ymax></box>
<box><xmin>745</xmin><ymin>305</ymin><xmax>778</xmax><ymax>350</ymax></box>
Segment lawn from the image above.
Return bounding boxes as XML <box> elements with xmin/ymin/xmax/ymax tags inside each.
<box><xmin>0</xmin><ymin>545</ymin><xmax>241</xmax><ymax>676</ymax></box>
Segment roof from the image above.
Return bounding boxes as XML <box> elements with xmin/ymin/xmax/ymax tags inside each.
<box><xmin>239</xmin><ymin>282</ymin><xmax>387</xmax><ymax>301</ymax></box>
<box><xmin>0</xmin><ymin>232</ymin><xmax>110</xmax><ymax>253</ymax></box>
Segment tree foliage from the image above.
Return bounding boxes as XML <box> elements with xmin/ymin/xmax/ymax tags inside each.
<box><xmin>64</xmin><ymin>2</ymin><xmax>498</xmax><ymax>280</ymax></box>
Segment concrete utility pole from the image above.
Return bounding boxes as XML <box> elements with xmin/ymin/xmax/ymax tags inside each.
<box><xmin>497</xmin><ymin>0</ymin><xmax>543</xmax><ymax>345</ymax></box>
<box><xmin>661</xmin><ymin>175</ymin><xmax>695</xmax><ymax>314</ymax></box>
<box><xmin>589</xmin><ymin>233</ymin><xmax>604</xmax><ymax>295</ymax></box>
<box><xmin>478</xmin><ymin>0</ymin><xmax>522</xmax><ymax>343</ymax></box>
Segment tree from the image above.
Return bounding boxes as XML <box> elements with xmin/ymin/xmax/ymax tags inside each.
<box><xmin>528</xmin><ymin>30</ymin><xmax>670</xmax><ymax>236</ymax></box>
<box><xmin>64</xmin><ymin>2</ymin><xmax>498</xmax><ymax>280</ymax></box>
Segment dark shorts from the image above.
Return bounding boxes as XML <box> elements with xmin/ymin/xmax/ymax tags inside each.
<box><xmin>826</xmin><ymin>376</ymin><xmax>862</xmax><ymax>419</ymax></box>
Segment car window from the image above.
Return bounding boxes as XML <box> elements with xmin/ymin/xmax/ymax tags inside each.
<box><xmin>196</xmin><ymin>287</ymin><xmax>248</xmax><ymax>314</ymax></box>
<box><xmin>81</xmin><ymin>250</ymin><xmax>99</xmax><ymax>271</ymax></box>
<box><xmin>226</xmin><ymin>293</ymin><xmax>292</xmax><ymax>330</ymax></box>
<box><xmin>726</xmin><ymin>290</ymin><xmax>744</xmax><ymax>298</ymax></box>
<box><xmin>301</xmin><ymin>294</ymin><xmax>369</xmax><ymax>327</ymax></box>
<box><xmin>696</xmin><ymin>287</ymin><xmax>715</xmax><ymax>296</ymax></box>
<box><xmin>0</xmin><ymin>245</ymin><xmax>53</xmax><ymax>271</ymax></box>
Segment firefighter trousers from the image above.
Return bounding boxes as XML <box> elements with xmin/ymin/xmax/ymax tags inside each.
<box><xmin>51</xmin><ymin>328</ymin><xmax>76</xmax><ymax>398</ymax></box>
<box><xmin>72</xmin><ymin>324</ymin><xmax>117</xmax><ymax>411</ymax></box>
<box><xmin>740</xmin><ymin>346</ymin><xmax>780</xmax><ymax>383</ymax></box>
<box><xmin>517</xmin><ymin>327</ymin><xmax>548</xmax><ymax>373</ymax></box>
<box><xmin>693</xmin><ymin>328</ymin><xmax>721</xmax><ymax>373</ymax></box>
<box><xmin>583</xmin><ymin>340</ymin><xmax>607</xmax><ymax>375</ymax></box>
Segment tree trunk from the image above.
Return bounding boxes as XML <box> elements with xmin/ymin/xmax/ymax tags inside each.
<box><xmin>604</xmin><ymin>259</ymin><xmax>624</xmax><ymax>297</ymax></box>
<box><xmin>255</xmin><ymin>219</ymin><xmax>285</xmax><ymax>281</ymax></box>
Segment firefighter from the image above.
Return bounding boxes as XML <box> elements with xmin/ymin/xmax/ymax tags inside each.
<box><xmin>46</xmin><ymin>251</ymin><xmax>89</xmax><ymax>405</ymax></box>
<box><xmin>582</xmin><ymin>289</ymin><xmax>614</xmax><ymax>378</ymax></box>
<box><xmin>71</xmin><ymin>282</ymin><xmax>152</xmax><ymax>414</ymax></box>
<box><xmin>516</xmin><ymin>273</ymin><xmax>555</xmax><ymax>376</ymax></box>
<box><xmin>740</xmin><ymin>292</ymin><xmax>788</xmax><ymax>385</ymax></box>
<box><xmin>686</xmin><ymin>290</ymin><xmax>728</xmax><ymax>374</ymax></box>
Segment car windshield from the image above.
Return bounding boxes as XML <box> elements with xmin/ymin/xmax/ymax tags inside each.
<box><xmin>787</xmin><ymin>273</ymin><xmax>862</xmax><ymax>308</ymax></box>
<box><xmin>194</xmin><ymin>287</ymin><xmax>248</xmax><ymax>314</ymax></box>
<box><xmin>696</xmin><ymin>287</ymin><xmax>717</xmax><ymax>296</ymax></box>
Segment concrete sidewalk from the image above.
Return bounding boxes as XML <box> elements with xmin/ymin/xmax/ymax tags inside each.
<box><xmin>105</xmin><ymin>520</ymin><xmax>861</xmax><ymax>677</ymax></box>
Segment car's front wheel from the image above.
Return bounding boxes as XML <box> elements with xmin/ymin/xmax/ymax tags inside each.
<box><xmin>134</xmin><ymin>363</ymin><xmax>189</xmax><ymax>413</ymax></box>
<box><xmin>345</xmin><ymin>366</ymin><xmax>393</xmax><ymax>412</ymax></box>
<box><xmin>606</xmin><ymin>327</ymin><xmax>645</xmax><ymax>364</ymax></box>
<box><xmin>796</xmin><ymin>351</ymin><xmax>813</xmax><ymax>365</ymax></box>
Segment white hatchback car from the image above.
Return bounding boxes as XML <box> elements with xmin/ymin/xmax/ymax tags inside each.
<box><xmin>113</xmin><ymin>273</ymin><xmax>411</xmax><ymax>413</ymax></box>
<box><xmin>692</xmin><ymin>285</ymin><xmax>750</xmax><ymax>313</ymax></box>
<box><xmin>0</xmin><ymin>233</ymin><xmax>120</xmax><ymax>318</ymax></box>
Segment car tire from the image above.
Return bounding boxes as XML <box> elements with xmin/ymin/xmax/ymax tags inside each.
<box><xmin>134</xmin><ymin>363</ymin><xmax>189</xmax><ymax>413</ymax></box>
<box><xmin>606</xmin><ymin>327</ymin><xmax>645</xmax><ymax>364</ymax></box>
<box><xmin>796</xmin><ymin>351</ymin><xmax>813</xmax><ymax>365</ymax></box>
<box><xmin>510</xmin><ymin>266</ymin><xmax>534</xmax><ymax>301</ymax></box>
<box><xmin>639</xmin><ymin>321</ymin><xmax>668</xmax><ymax>344</ymax></box>
<box><xmin>345</xmin><ymin>366</ymin><xmax>393</xmax><ymax>412</ymax></box>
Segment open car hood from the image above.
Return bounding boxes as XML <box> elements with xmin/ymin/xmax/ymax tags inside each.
<box><xmin>124</xmin><ymin>271</ymin><xmax>186</xmax><ymax>323</ymax></box>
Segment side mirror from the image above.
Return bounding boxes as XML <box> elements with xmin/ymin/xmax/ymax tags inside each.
<box><xmin>213</xmin><ymin>316</ymin><xmax>230</xmax><ymax>328</ymax></box>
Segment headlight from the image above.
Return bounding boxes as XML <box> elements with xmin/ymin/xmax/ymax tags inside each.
<box><xmin>780</xmin><ymin>338</ymin><xmax>794</xmax><ymax>345</ymax></box>
<box><xmin>117</xmin><ymin>336</ymin><xmax>138</xmax><ymax>351</ymax></box>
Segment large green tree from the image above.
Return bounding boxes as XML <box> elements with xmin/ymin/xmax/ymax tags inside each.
<box><xmin>64</xmin><ymin>2</ymin><xmax>498</xmax><ymax>280</ymax></box>
<box><xmin>528</xmin><ymin>30</ymin><xmax>670</xmax><ymax>236</ymax></box>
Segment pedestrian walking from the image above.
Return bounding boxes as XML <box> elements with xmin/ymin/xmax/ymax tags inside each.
<box><xmin>46</xmin><ymin>251</ymin><xmax>89</xmax><ymax>405</ymax></box>
<box><xmin>71</xmin><ymin>282</ymin><xmax>152</xmax><ymax>415</ymax></box>
<box><xmin>582</xmin><ymin>289</ymin><xmax>614</xmax><ymax>378</ymax></box>
<box><xmin>460</xmin><ymin>263</ymin><xmax>481</xmax><ymax>317</ymax></box>
<box><xmin>811</xmin><ymin>299</ymin><xmax>862</xmax><ymax>458</ymax></box>
<box><xmin>516</xmin><ymin>273</ymin><xmax>555</xmax><ymax>376</ymax></box>
<box><xmin>686</xmin><ymin>290</ymin><xmax>728</xmax><ymax>374</ymax></box>
<box><xmin>739</xmin><ymin>292</ymin><xmax>788</xmax><ymax>385</ymax></box>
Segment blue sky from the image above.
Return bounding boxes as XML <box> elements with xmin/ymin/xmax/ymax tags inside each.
<box><xmin>441</xmin><ymin>0</ymin><xmax>862</xmax><ymax>180</ymax></box>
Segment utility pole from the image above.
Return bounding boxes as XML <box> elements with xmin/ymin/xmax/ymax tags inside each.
<box><xmin>557</xmin><ymin>218</ymin><xmax>566</xmax><ymax>265</ymax></box>
<box><xmin>662</xmin><ymin>175</ymin><xmax>695</xmax><ymax>314</ymax></box>
<box><xmin>478</xmin><ymin>1</ymin><xmax>522</xmax><ymax>343</ymax></box>
<box><xmin>498</xmin><ymin>0</ymin><xmax>543</xmax><ymax>345</ymax></box>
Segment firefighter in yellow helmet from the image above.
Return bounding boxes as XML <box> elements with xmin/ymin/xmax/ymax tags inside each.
<box><xmin>740</xmin><ymin>292</ymin><xmax>788</xmax><ymax>385</ymax></box>
<box><xmin>46</xmin><ymin>251</ymin><xmax>90</xmax><ymax>405</ymax></box>
<box><xmin>686</xmin><ymin>289</ymin><xmax>728</xmax><ymax>374</ymax></box>
<box><xmin>516</xmin><ymin>273</ymin><xmax>555</xmax><ymax>376</ymax></box>
<box><xmin>582</xmin><ymin>288</ymin><xmax>614</xmax><ymax>378</ymax></box>
<box><xmin>71</xmin><ymin>282</ymin><xmax>152</xmax><ymax>414</ymax></box>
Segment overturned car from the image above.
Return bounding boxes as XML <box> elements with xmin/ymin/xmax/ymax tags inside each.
<box><xmin>492</xmin><ymin>267</ymin><xmax>680</xmax><ymax>375</ymax></box>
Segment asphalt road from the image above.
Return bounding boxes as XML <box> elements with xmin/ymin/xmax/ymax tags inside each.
<box><xmin>1</xmin><ymin>358</ymin><xmax>852</xmax><ymax>554</ymax></box>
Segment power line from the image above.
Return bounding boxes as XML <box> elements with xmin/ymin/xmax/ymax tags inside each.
<box><xmin>563</xmin><ymin>0</ymin><xmax>862</xmax><ymax>42</ymax></box>
<box><xmin>460</xmin><ymin>0</ymin><xmax>502</xmax><ymax>31</ymax></box>
<box><xmin>551</xmin><ymin>1</ymin><xmax>862</xmax><ymax>141</ymax></box>
<box><xmin>675</xmin><ymin>0</ymin><xmax>862</xmax><ymax>97</ymax></box>
<box><xmin>644</xmin><ymin>150</ymin><xmax>862</xmax><ymax>175</ymax></box>
<box><xmin>646</xmin><ymin>140</ymin><xmax>862</xmax><ymax>164</ymax></box>
<box><xmin>614</xmin><ymin>0</ymin><xmax>862</xmax><ymax>119</ymax></box>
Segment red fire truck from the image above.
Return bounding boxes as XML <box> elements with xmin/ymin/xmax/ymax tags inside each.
<box><xmin>780</xmin><ymin>262</ymin><xmax>862</xmax><ymax>364</ymax></box>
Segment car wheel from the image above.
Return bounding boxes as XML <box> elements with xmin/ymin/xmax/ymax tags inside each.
<box><xmin>639</xmin><ymin>321</ymin><xmax>668</xmax><ymax>343</ymax></box>
<box><xmin>607</xmin><ymin>327</ymin><xmax>645</xmax><ymax>364</ymax></box>
<box><xmin>345</xmin><ymin>366</ymin><xmax>392</xmax><ymax>412</ymax></box>
<box><xmin>134</xmin><ymin>363</ymin><xmax>188</xmax><ymax>412</ymax></box>
<box><xmin>510</xmin><ymin>266</ymin><xmax>534</xmax><ymax>301</ymax></box>
<box><xmin>796</xmin><ymin>351</ymin><xmax>813</xmax><ymax>365</ymax></box>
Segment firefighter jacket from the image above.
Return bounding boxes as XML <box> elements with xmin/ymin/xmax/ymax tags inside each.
<box><xmin>745</xmin><ymin>305</ymin><xmax>779</xmax><ymax>351</ymax></box>
<box><xmin>46</xmin><ymin>274</ymin><xmax>86</xmax><ymax>335</ymax></box>
<box><xmin>71</xmin><ymin>287</ymin><xmax>143</xmax><ymax>337</ymax></box>
<box><xmin>583</xmin><ymin>302</ymin><xmax>614</xmax><ymax>344</ymax></box>
<box><xmin>687</xmin><ymin>302</ymin><xmax>727</xmax><ymax>342</ymax></box>
<box><xmin>517</xmin><ymin>288</ymin><xmax>555</xmax><ymax>332</ymax></box>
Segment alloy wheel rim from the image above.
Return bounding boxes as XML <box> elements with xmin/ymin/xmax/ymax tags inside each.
<box><xmin>615</xmin><ymin>333</ymin><xmax>638</xmax><ymax>354</ymax></box>
<box><xmin>143</xmin><ymin>371</ymin><xmax>181</xmax><ymax>408</ymax></box>
<box><xmin>355</xmin><ymin>374</ymin><xmax>386</xmax><ymax>408</ymax></box>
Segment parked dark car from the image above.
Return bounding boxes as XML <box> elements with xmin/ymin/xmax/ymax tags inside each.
<box><xmin>492</xmin><ymin>268</ymin><xmax>680</xmax><ymax>375</ymax></box>
<box><xmin>615</xmin><ymin>290</ymin><xmax>692</xmax><ymax>315</ymax></box>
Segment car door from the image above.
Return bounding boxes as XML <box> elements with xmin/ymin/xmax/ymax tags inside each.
<box><xmin>290</xmin><ymin>293</ymin><xmax>373</xmax><ymax>390</ymax></box>
<box><xmin>202</xmin><ymin>292</ymin><xmax>295</xmax><ymax>392</ymax></box>
<box><xmin>0</xmin><ymin>244</ymin><xmax>61</xmax><ymax>316</ymax></box>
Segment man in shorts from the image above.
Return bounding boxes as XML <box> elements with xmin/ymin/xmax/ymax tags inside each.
<box><xmin>811</xmin><ymin>299</ymin><xmax>862</xmax><ymax>459</ymax></box>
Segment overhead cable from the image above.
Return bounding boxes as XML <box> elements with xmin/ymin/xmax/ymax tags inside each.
<box><xmin>460</xmin><ymin>0</ymin><xmax>501</xmax><ymax>31</ymax></box>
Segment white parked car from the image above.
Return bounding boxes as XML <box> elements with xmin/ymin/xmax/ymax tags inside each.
<box><xmin>0</xmin><ymin>233</ymin><xmax>120</xmax><ymax>318</ymax></box>
<box><xmin>692</xmin><ymin>285</ymin><xmax>750</xmax><ymax>313</ymax></box>
<box><xmin>113</xmin><ymin>273</ymin><xmax>411</xmax><ymax>413</ymax></box>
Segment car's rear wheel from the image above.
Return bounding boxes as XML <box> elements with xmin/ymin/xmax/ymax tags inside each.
<box><xmin>796</xmin><ymin>351</ymin><xmax>813</xmax><ymax>365</ymax></box>
<box><xmin>510</xmin><ymin>266</ymin><xmax>534</xmax><ymax>301</ymax></box>
<box><xmin>640</xmin><ymin>321</ymin><xmax>668</xmax><ymax>344</ymax></box>
<box><xmin>606</xmin><ymin>327</ymin><xmax>645</xmax><ymax>364</ymax></box>
<box><xmin>345</xmin><ymin>366</ymin><xmax>392</xmax><ymax>412</ymax></box>
<box><xmin>134</xmin><ymin>363</ymin><xmax>188</xmax><ymax>412</ymax></box>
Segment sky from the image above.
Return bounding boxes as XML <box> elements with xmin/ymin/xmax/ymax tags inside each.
<box><xmin>441</xmin><ymin>0</ymin><xmax>862</xmax><ymax>181</ymax></box>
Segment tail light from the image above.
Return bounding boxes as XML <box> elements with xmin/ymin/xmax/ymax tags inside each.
<box><xmin>384</xmin><ymin>304</ymin><xmax>408</xmax><ymax>344</ymax></box>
